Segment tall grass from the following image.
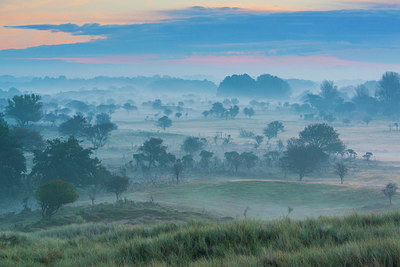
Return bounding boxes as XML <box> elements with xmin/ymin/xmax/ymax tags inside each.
<box><xmin>2</xmin><ymin>212</ymin><xmax>400</xmax><ymax>266</ymax></box>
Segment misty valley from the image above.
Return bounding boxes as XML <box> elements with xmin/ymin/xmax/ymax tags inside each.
<box><xmin>1</xmin><ymin>71</ymin><xmax>400</xmax><ymax>265</ymax></box>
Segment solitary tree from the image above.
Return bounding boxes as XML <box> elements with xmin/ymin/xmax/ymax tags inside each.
<box><xmin>86</xmin><ymin>122</ymin><xmax>116</xmax><ymax>149</ymax></box>
<box><xmin>173</xmin><ymin>159</ymin><xmax>184</xmax><ymax>184</ymax></box>
<box><xmin>104</xmin><ymin>175</ymin><xmax>130</xmax><ymax>202</ymax></box>
<box><xmin>282</xmin><ymin>138</ymin><xmax>325</xmax><ymax>181</ymax></box>
<box><xmin>35</xmin><ymin>180</ymin><xmax>79</xmax><ymax>218</ymax></box>
<box><xmin>363</xmin><ymin>152</ymin><xmax>373</xmax><ymax>161</ymax></box>
<box><xmin>156</xmin><ymin>116</ymin><xmax>172</xmax><ymax>130</ymax></box>
<box><xmin>362</xmin><ymin>116</ymin><xmax>372</xmax><ymax>126</ymax></box>
<box><xmin>5</xmin><ymin>94</ymin><xmax>42</xmax><ymax>126</ymax></box>
<box><xmin>122</xmin><ymin>103</ymin><xmax>137</xmax><ymax>114</ymax></box>
<box><xmin>263</xmin><ymin>121</ymin><xmax>284</xmax><ymax>141</ymax></box>
<box><xmin>333</xmin><ymin>162</ymin><xmax>348</xmax><ymax>184</ymax></box>
<box><xmin>382</xmin><ymin>183</ymin><xmax>398</xmax><ymax>205</ymax></box>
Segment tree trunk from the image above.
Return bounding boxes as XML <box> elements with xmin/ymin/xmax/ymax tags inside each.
<box><xmin>340</xmin><ymin>176</ymin><xmax>343</xmax><ymax>184</ymax></box>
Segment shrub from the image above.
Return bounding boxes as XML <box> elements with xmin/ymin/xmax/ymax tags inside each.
<box><xmin>35</xmin><ymin>180</ymin><xmax>79</xmax><ymax>218</ymax></box>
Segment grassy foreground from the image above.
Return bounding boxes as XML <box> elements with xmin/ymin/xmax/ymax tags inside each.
<box><xmin>2</xmin><ymin>211</ymin><xmax>400</xmax><ymax>266</ymax></box>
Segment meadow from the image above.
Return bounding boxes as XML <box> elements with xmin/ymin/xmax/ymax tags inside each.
<box><xmin>2</xmin><ymin>209</ymin><xmax>400</xmax><ymax>266</ymax></box>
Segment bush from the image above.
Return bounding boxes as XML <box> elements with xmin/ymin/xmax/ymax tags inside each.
<box><xmin>35</xmin><ymin>180</ymin><xmax>79</xmax><ymax>218</ymax></box>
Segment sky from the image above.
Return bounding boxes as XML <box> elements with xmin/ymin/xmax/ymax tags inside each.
<box><xmin>1</xmin><ymin>0</ymin><xmax>400</xmax><ymax>81</ymax></box>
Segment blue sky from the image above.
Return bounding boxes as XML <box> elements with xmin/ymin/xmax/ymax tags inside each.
<box><xmin>1</xmin><ymin>3</ymin><xmax>400</xmax><ymax>81</ymax></box>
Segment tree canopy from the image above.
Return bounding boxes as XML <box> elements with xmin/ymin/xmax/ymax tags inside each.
<box><xmin>0</xmin><ymin>123</ymin><xmax>26</xmax><ymax>188</ymax></box>
<box><xmin>5</xmin><ymin>94</ymin><xmax>42</xmax><ymax>126</ymax></box>
<box><xmin>31</xmin><ymin>137</ymin><xmax>107</xmax><ymax>187</ymax></box>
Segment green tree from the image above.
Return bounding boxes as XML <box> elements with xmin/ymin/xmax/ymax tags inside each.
<box><xmin>299</xmin><ymin>123</ymin><xmax>345</xmax><ymax>155</ymax></box>
<box><xmin>5</xmin><ymin>94</ymin><xmax>42</xmax><ymax>126</ymax></box>
<box><xmin>31</xmin><ymin>137</ymin><xmax>107</xmax><ymax>187</ymax></box>
<box><xmin>156</xmin><ymin>116</ymin><xmax>172</xmax><ymax>130</ymax></box>
<box><xmin>0</xmin><ymin>123</ymin><xmax>26</xmax><ymax>187</ymax></box>
<box><xmin>35</xmin><ymin>180</ymin><xmax>79</xmax><ymax>218</ymax></box>
<box><xmin>263</xmin><ymin>121</ymin><xmax>284</xmax><ymax>141</ymax></box>
<box><xmin>282</xmin><ymin>138</ymin><xmax>326</xmax><ymax>181</ymax></box>
<box><xmin>138</xmin><ymin>138</ymin><xmax>168</xmax><ymax>168</ymax></box>
<box><xmin>376</xmin><ymin>71</ymin><xmax>400</xmax><ymax>116</ymax></box>
<box><xmin>383</xmin><ymin>183</ymin><xmax>398</xmax><ymax>205</ymax></box>
<box><xmin>225</xmin><ymin>151</ymin><xmax>242</xmax><ymax>172</ymax></box>
<box><xmin>240</xmin><ymin>152</ymin><xmax>258</xmax><ymax>170</ymax></box>
<box><xmin>10</xmin><ymin>127</ymin><xmax>45</xmax><ymax>152</ymax></box>
<box><xmin>59</xmin><ymin>114</ymin><xmax>89</xmax><ymax>137</ymax></box>
<box><xmin>85</xmin><ymin>122</ymin><xmax>116</xmax><ymax>149</ymax></box>
<box><xmin>182</xmin><ymin>137</ymin><xmax>205</xmax><ymax>155</ymax></box>
<box><xmin>199</xmin><ymin>150</ymin><xmax>213</xmax><ymax>168</ymax></box>
<box><xmin>104</xmin><ymin>175</ymin><xmax>130</xmax><ymax>202</ymax></box>
<box><xmin>333</xmin><ymin>162</ymin><xmax>348</xmax><ymax>184</ymax></box>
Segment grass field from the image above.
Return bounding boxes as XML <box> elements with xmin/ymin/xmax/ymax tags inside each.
<box><xmin>127</xmin><ymin>180</ymin><xmax>396</xmax><ymax>219</ymax></box>
<box><xmin>3</xmin><ymin>210</ymin><xmax>400</xmax><ymax>266</ymax></box>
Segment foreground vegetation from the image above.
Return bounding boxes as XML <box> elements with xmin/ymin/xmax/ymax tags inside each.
<box><xmin>2</xmin><ymin>210</ymin><xmax>400</xmax><ymax>266</ymax></box>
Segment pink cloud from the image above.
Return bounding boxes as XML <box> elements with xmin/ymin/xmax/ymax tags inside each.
<box><xmin>27</xmin><ymin>53</ymin><xmax>400</xmax><ymax>70</ymax></box>
<box><xmin>30</xmin><ymin>55</ymin><xmax>160</xmax><ymax>64</ymax></box>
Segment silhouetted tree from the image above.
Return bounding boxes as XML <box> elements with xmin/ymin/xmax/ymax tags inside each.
<box><xmin>104</xmin><ymin>175</ymin><xmax>130</xmax><ymax>202</ymax></box>
<box><xmin>173</xmin><ymin>159</ymin><xmax>183</xmax><ymax>184</ymax></box>
<box><xmin>31</xmin><ymin>137</ymin><xmax>107</xmax><ymax>186</ymax></box>
<box><xmin>59</xmin><ymin>115</ymin><xmax>89</xmax><ymax>137</ymax></box>
<box><xmin>122</xmin><ymin>103</ymin><xmax>137</xmax><ymax>114</ymax></box>
<box><xmin>254</xmin><ymin>135</ymin><xmax>264</xmax><ymax>148</ymax></box>
<box><xmin>0</xmin><ymin>123</ymin><xmax>26</xmax><ymax>188</ymax></box>
<box><xmin>243</xmin><ymin>107</ymin><xmax>255</xmax><ymax>118</ymax></box>
<box><xmin>138</xmin><ymin>138</ymin><xmax>168</xmax><ymax>169</ymax></box>
<box><xmin>263</xmin><ymin>121</ymin><xmax>284</xmax><ymax>141</ymax></box>
<box><xmin>10</xmin><ymin>127</ymin><xmax>45</xmax><ymax>152</ymax></box>
<box><xmin>156</xmin><ymin>116</ymin><xmax>172</xmax><ymax>130</ymax></box>
<box><xmin>383</xmin><ymin>183</ymin><xmax>398</xmax><ymax>205</ymax></box>
<box><xmin>299</xmin><ymin>123</ymin><xmax>345</xmax><ymax>155</ymax></box>
<box><xmin>363</xmin><ymin>152</ymin><xmax>373</xmax><ymax>161</ymax></box>
<box><xmin>86</xmin><ymin>122</ymin><xmax>116</xmax><ymax>149</ymax></box>
<box><xmin>376</xmin><ymin>72</ymin><xmax>400</xmax><ymax>116</ymax></box>
<box><xmin>240</xmin><ymin>152</ymin><xmax>258</xmax><ymax>170</ymax></box>
<box><xmin>333</xmin><ymin>162</ymin><xmax>348</xmax><ymax>184</ymax></box>
<box><xmin>282</xmin><ymin>138</ymin><xmax>326</xmax><ymax>181</ymax></box>
<box><xmin>225</xmin><ymin>151</ymin><xmax>242</xmax><ymax>172</ymax></box>
<box><xmin>362</xmin><ymin>116</ymin><xmax>372</xmax><ymax>126</ymax></box>
<box><xmin>5</xmin><ymin>94</ymin><xmax>42</xmax><ymax>126</ymax></box>
<box><xmin>199</xmin><ymin>150</ymin><xmax>213</xmax><ymax>169</ymax></box>
<box><xmin>182</xmin><ymin>137</ymin><xmax>205</xmax><ymax>155</ymax></box>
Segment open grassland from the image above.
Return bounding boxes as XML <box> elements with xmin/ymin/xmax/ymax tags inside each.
<box><xmin>3</xmin><ymin>211</ymin><xmax>400</xmax><ymax>266</ymax></box>
<box><xmin>131</xmin><ymin>180</ymin><xmax>398</xmax><ymax>219</ymax></box>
